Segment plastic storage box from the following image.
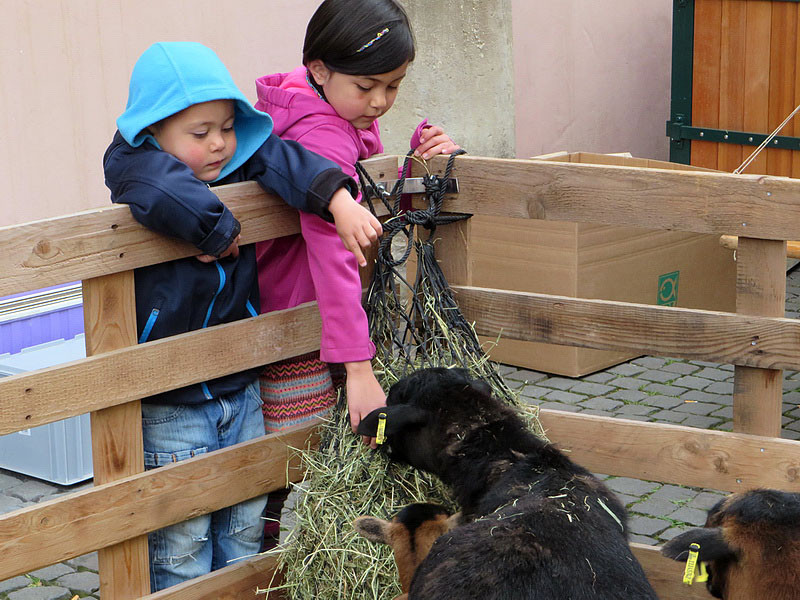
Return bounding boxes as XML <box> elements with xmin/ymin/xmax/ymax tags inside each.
<box><xmin>0</xmin><ymin>335</ymin><xmax>93</xmax><ymax>485</ymax></box>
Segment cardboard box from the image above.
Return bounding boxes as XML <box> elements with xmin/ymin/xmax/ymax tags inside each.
<box><xmin>468</xmin><ymin>152</ymin><xmax>736</xmax><ymax>377</ymax></box>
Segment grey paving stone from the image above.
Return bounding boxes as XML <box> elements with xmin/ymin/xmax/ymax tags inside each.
<box><xmin>681</xmin><ymin>415</ymin><xmax>723</xmax><ymax>430</ymax></box>
<box><xmin>704</xmin><ymin>381</ymin><xmax>735</xmax><ymax>396</ymax></box>
<box><xmin>571</xmin><ymin>382</ymin><xmax>615</xmax><ymax>396</ymax></box>
<box><xmin>714</xmin><ymin>421</ymin><xmax>733</xmax><ymax>432</ymax></box>
<box><xmin>782</xmin><ymin>391</ymin><xmax>800</xmax><ymax>405</ymax></box>
<box><xmin>643</xmin><ymin>383</ymin><xmax>687</xmax><ymax>396</ymax></box>
<box><xmin>55</xmin><ymin>571</ymin><xmax>100</xmax><ymax>594</ymax></box>
<box><xmin>690</xmin><ymin>360</ymin><xmax>725</xmax><ymax>368</ymax></box>
<box><xmin>517</xmin><ymin>386</ymin><xmax>551</xmax><ymax>401</ymax></box>
<box><xmin>496</xmin><ymin>363</ymin><xmax>518</xmax><ymax>376</ymax></box>
<box><xmin>613</xmin><ymin>493</ymin><xmax>639</xmax><ymax>507</ymax></box>
<box><xmin>629</xmin><ymin>497</ymin><xmax>679</xmax><ymax>518</ymax></box>
<box><xmin>787</xmin><ymin>407</ymin><xmax>800</xmax><ymax>420</ymax></box>
<box><xmin>607</xmin><ymin>363</ymin><xmax>649</xmax><ymax>376</ymax></box>
<box><xmin>582</xmin><ymin>372</ymin><xmax>617</xmax><ymax>384</ymax></box>
<box><xmin>539</xmin><ymin>377</ymin><xmax>578</xmax><ymax>391</ymax></box>
<box><xmin>536</xmin><ymin>402</ymin><xmax>582</xmax><ymax>413</ymax></box>
<box><xmin>649</xmin><ymin>484</ymin><xmax>698</xmax><ymax>503</ymax></box>
<box><xmin>783</xmin><ymin>379</ymin><xmax>800</xmax><ymax>391</ymax></box>
<box><xmin>7</xmin><ymin>586</ymin><xmax>73</xmax><ymax>600</ymax></box>
<box><xmin>661</xmin><ymin>362</ymin><xmax>701</xmax><ymax>375</ymax></box>
<box><xmin>710</xmin><ymin>406</ymin><xmax>733</xmax><ymax>419</ymax></box>
<box><xmin>0</xmin><ymin>576</ymin><xmax>32</xmax><ymax>594</ymax></box>
<box><xmin>674</xmin><ymin>401</ymin><xmax>718</xmax><ymax>416</ymax></box>
<box><xmin>504</xmin><ymin>368</ymin><xmax>548</xmax><ymax>383</ymax></box>
<box><xmin>628</xmin><ymin>516</ymin><xmax>670</xmax><ymax>536</ymax></box>
<box><xmin>628</xmin><ymin>533</ymin><xmax>658</xmax><ymax>545</ymax></box>
<box><xmin>579</xmin><ymin>409</ymin><xmax>614</xmax><ymax>418</ymax></box>
<box><xmin>608</xmin><ymin>389</ymin><xmax>649</xmax><ymax>403</ymax></box>
<box><xmin>27</xmin><ymin>565</ymin><xmax>74</xmax><ymax>582</ymax></box>
<box><xmin>659</xmin><ymin>526</ymin><xmax>691</xmax><ymax>542</ymax></box>
<box><xmin>680</xmin><ymin>390</ymin><xmax>730</xmax><ymax>405</ymax></box>
<box><xmin>694</xmin><ymin>367</ymin><xmax>732</xmax><ymax>381</ymax></box>
<box><xmin>579</xmin><ymin>397</ymin><xmax>623</xmax><ymax>411</ymax></box>
<box><xmin>603</xmin><ymin>477</ymin><xmax>660</xmax><ymax>497</ymax></box>
<box><xmin>671</xmin><ymin>376</ymin><xmax>714</xmax><ymax>390</ymax></box>
<box><xmin>631</xmin><ymin>357</ymin><xmax>666</xmax><ymax>369</ymax></box>
<box><xmin>5</xmin><ymin>480</ymin><xmax>61</xmax><ymax>503</ymax></box>
<box><xmin>613</xmin><ymin>404</ymin><xmax>657</xmax><ymax>417</ymax></box>
<box><xmin>783</xmin><ymin>429</ymin><xmax>800</xmax><ymax>441</ymax></box>
<box><xmin>785</xmin><ymin>420</ymin><xmax>800</xmax><ymax>432</ymax></box>
<box><xmin>642</xmin><ymin>395</ymin><xmax>684</xmax><ymax>410</ymax></box>
<box><xmin>503</xmin><ymin>378</ymin><xmax>526</xmax><ymax>389</ymax></box>
<box><xmin>636</xmin><ymin>370</ymin><xmax>676</xmax><ymax>383</ymax></box>
<box><xmin>648</xmin><ymin>410</ymin><xmax>687</xmax><ymax>424</ymax></box>
<box><xmin>669</xmin><ymin>507</ymin><xmax>710</xmax><ymax>527</ymax></box>
<box><xmin>687</xmin><ymin>491</ymin><xmax>726</xmax><ymax>511</ymax></box>
<box><xmin>65</xmin><ymin>553</ymin><xmax>98</xmax><ymax>572</ymax></box>
<box><xmin>546</xmin><ymin>390</ymin><xmax>588</xmax><ymax>405</ymax></box>
<box><xmin>0</xmin><ymin>493</ymin><xmax>26</xmax><ymax>514</ymax></box>
<box><xmin>609</xmin><ymin>377</ymin><xmax>644</xmax><ymax>391</ymax></box>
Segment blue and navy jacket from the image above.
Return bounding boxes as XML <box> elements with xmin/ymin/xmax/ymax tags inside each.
<box><xmin>103</xmin><ymin>42</ymin><xmax>355</xmax><ymax>405</ymax></box>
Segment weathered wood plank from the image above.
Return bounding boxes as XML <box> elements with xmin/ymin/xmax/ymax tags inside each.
<box><xmin>453</xmin><ymin>285</ymin><xmax>800</xmax><ymax>370</ymax></box>
<box><xmin>0</xmin><ymin>155</ymin><xmax>398</xmax><ymax>298</ymax></box>
<box><xmin>144</xmin><ymin>554</ymin><xmax>286</xmax><ymax>600</ymax></box>
<box><xmin>83</xmin><ymin>273</ymin><xmax>150</xmax><ymax>598</ymax></box>
<box><xmin>0</xmin><ymin>422</ymin><xmax>318</xmax><ymax>581</ymax></box>
<box><xmin>0</xmin><ymin>303</ymin><xmax>321</xmax><ymax>436</ymax></box>
<box><xmin>538</xmin><ymin>409</ymin><xmax>800</xmax><ymax>492</ymax></box>
<box><xmin>733</xmin><ymin>237</ymin><xmax>786</xmax><ymax>436</ymax></box>
<box><xmin>362</xmin><ymin>154</ymin><xmax>800</xmax><ymax>241</ymax></box>
<box><xmin>632</xmin><ymin>543</ymin><xmax>710</xmax><ymax>600</ymax></box>
<box><xmin>692</xmin><ymin>0</ymin><xmax>723</xmax><ymax>170</ymax></box>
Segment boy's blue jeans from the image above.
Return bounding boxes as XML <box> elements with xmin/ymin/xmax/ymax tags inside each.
<box><xmin>142</xmin><ymin>380</ymin><xmax>267</xmax><ymax>592</ymax></box>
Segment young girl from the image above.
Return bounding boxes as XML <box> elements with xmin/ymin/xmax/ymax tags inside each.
<box><xmin>254</xmin><ymin>0</ymin><xmax>459</xmax><ymax>545</ymax></box>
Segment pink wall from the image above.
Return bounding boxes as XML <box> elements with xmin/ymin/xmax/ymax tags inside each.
<box><xmin>512</xmin><ymin>0</ymin><xmax>673</xmax><ymax>160</ymax></box>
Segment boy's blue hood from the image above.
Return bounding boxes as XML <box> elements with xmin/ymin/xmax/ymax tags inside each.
<box><xmin>117</xmin><ymin>42</ymin><xmax>273</xmax><ymax>181</ymax></box>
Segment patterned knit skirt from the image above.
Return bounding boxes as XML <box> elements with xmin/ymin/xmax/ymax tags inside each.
<box><xmin>259</xmin><ymin>351</ymin><xmax>338</xmax><ymax>433</ymax></box>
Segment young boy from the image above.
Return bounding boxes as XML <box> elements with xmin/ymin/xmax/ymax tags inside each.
<box><xmin>103</xmin><ymin>41</ymin><xmax>381</xmax><ymax>592</ymax></box>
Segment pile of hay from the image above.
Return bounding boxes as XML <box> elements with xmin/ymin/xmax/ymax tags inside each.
<box><xmin>258</xmin><ymin>156</ymin><xmax>544</xmax><ymax>599</ymax></box>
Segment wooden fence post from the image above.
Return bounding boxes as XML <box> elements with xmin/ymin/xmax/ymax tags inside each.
<box><xmin>732</xmin><ymin>237</ymin><xmax>786</xmax><ymax>436</ymax></box>
<box><xmin>83</xmin><ymin>271</ymin><xmax>151</xmax><ymax>598</ymax></box>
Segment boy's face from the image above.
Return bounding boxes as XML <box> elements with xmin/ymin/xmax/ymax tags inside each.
<box><xmin>307</xmin><ymin>60</ymin><xmax>408</xmax><ymax>130</ymax></box>
<box><xmin>151</xmin><ymin>100</ymin><xmax>236</xmax><ymax>181</ymax></box>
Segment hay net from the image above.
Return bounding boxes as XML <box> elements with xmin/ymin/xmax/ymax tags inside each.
<box><xmin>259</xmin><ymin>151</ymin><xmax>542</xmax><ymax>599</ymax></box>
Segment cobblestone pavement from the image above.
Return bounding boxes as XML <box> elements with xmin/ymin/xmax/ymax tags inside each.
<box><xmin>2</xmin><ymin>268</ymin><xmax>799</xmax><ymax>598</ymax></box>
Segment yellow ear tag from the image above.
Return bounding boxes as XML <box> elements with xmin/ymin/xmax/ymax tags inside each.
<box><xmin>682</xmin><ymin>542</ymin><xmax>701</xmax><ymax>585</ymax></box>
<box><xmin>695</xmin><ymin>560</ymin><xmax>709</xmax><ymax>583</ymax></box>
<box><xmin>375</xmin><ymin>412</ymin><xmax>387</xmax><ymax>445</ymax></box>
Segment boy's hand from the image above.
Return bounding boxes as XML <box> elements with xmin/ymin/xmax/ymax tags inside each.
<box><xmin>414</xmin><ymin>125</ymin><xmax>460</xmax><ymax>160</ymax></box>
<box><xmin>196</xmin><ymin>235</ymin><xmax>240</xmax><ymax>263</ymax></box>
<box><xmin>329</xmin><ymin>189</ymin><xmax>382</xmax><ymax>267</ymax></box>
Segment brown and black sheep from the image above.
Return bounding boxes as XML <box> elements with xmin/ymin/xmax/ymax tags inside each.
<box><xmin>354</xmin><ymin>503</ymin><xmax>459</xmax><ymax>600</ymax></box>
<box><xmin>661</xmin><ymin>488</ymin><xmax>800</xmax><ymax>599</ymax></box>
<box><xmin>357</xmin><ymin>367</ymin><xmax>658</xmax><ymax>599</ymax></box>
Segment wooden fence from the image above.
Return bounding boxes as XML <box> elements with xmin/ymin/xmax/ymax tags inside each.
<box><xmin>1</xmin><ymin>152</ymin><xmax>799</xmax><ymax>599</ymax></box>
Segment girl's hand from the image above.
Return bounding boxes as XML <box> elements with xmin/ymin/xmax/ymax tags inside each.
<box><xmin>414</xmin><ymin>125</ymin><xmax>460</xmax><ymax>160</ymax></box>
<box><xmin>329</xmin><ymin>188</ymin><xmax>382</xmax><ymax>267</ymax></box>
<box><xmin>344</xmin><ymin>360</ymin><xmax>386</xmax><ymax>449</ymax></box>
<box><xmin>196</xmin><ymin>235</ymin><xmax>240</xmax><ymax>263</ymax></box>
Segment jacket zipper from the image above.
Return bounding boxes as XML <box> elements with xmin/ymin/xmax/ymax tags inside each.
<box><xmin>200</xmin><ymin>263</ymin><xmax>228</xmax><ymax>399</ymax></box>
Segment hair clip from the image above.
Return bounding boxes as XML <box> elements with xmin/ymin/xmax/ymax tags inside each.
<box><xmin>357</xmin><ymin>27</ymin><xmax>390</xmax><ymax>53</ymax></box>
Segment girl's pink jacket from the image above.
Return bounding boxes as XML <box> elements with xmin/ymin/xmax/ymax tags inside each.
<box><xmin>254</xmin><ymin>66</ymin><xmax>427</xmax><ymax>364</ymax></box>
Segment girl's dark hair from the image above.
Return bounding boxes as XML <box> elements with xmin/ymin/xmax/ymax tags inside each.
<box><xmin>303</xmin><ymin>0</ymin><xmax>415</xmax><ymax>75</ymax></box>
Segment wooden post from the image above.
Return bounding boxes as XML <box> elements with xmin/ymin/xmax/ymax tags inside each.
<box><xmin>83</xmin><ymin>271</ymin><xmax>151</xmax><ymax>598</ymax></box>
<box><xmin>732</xmin><ymin>237</ymin><xmax>786</xmax><ymax>436</ymax></box>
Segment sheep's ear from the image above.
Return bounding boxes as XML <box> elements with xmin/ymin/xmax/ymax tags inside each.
<box><xmin>661</xmin><ymin>527</ymin><xmax>734</xmax><ymax>562</ymax></box>
<box><xmin>356</xmin><ymin>405</ymin><xmax>427</xmax><ymax>438</ymax></box>
<box><xmin>353</xmin><ymin>516</ymin><xmax>392</xmax><ymax>544</ymax></box>
<box><xmin>470</xmin><ymin>379</ymin><xmax>493</xmax><ymax>397</ymax></box>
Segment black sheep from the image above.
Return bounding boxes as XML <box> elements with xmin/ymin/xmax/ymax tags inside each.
<box><xmin>661</xmin><ymin>488</ymin><xmax>800</xmax><ymax>599</ymax></box>
<box><xmin>357</xmin><ymin>367</ymin><xmax>658</xmax><ymax>599</ymax></box>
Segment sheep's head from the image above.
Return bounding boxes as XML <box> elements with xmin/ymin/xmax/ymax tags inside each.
<box><xmin>661</xmin><ymin>489</ymin><xmax>800</xmax><ymax>599</ymax></box>
<box><xmin>353</xmin><ymin>503</ymin><xmax>459</xmax><ymax>596</ymax></box>
<box><xmin>356</xmin><ymin>367</ymin><xmax>497</xmax><ymax>474</ymax></box>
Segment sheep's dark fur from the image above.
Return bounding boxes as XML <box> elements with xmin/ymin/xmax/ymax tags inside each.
<box><xmin>661</xmin><ymin>488</ymin><xmax>800</xmax><ymax>599</ymax></box>
<box><xmin>357</xmin><ymin>367</ymin><xmax>657</xmax><ymax>599</ymax></box>
<box><xmin>354</xmin><ymin>503</ymin><xmax>458</xmax><ymax>600</ymax></box>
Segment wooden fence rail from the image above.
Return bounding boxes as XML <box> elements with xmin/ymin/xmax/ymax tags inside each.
<box><xmin>1</xmin><ymin>152</ymin><xmax>798</xmax><ymax>599</ymax></box>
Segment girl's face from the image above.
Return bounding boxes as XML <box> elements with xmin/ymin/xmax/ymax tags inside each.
<box><xmin>307</xmin><ymin>60</ymin><xmax>409</xmax><ymax>130</ymax></box>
